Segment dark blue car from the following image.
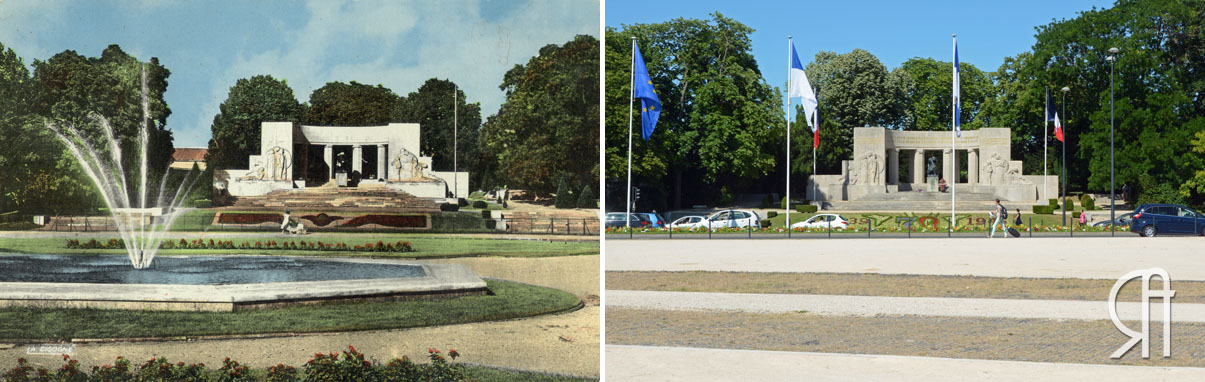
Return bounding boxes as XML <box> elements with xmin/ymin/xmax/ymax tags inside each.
<box><xmin>1129</xmin><ymin>204</ymin><xmax>1205</xmax><ymax>237</ymax></box>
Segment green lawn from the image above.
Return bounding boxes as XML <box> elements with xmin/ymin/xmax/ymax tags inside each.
<box><xmin>0</xmin><ymin>235</ymin><xmax>598</xmax><ymax>258</ymax></box>
<box><xmin>0</xmin><ymin>279</ymin><xmax>579</xmax><ymax>340</ymax></box>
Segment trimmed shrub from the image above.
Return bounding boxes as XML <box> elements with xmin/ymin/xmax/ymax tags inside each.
<box><xmin>480</xmin><ymin>210</ymin><xmax>491</xmax><ymax>219</ymax></box>
<box><xmin>1048</xmin><ymin>198</ymin><xmax>1059</xmax><ymax>207</ymax></box>
<box><xmin>1033</xmin><ymin>205</ymin><xmax>1055</xmax><ymax>214</ymax></box>
<box><xmin>767</xmin><ymin>211</ymin><xmax>778</xmax><ymax>218</ymax></box>
<box><xmin>795</xmin><ymin>204</ymin><xmax>818</xmax><ymax>213</ymax></box>
<box><xmin>457</xmin><ymin>198</ymin><xmax>469</xmax><ymax>207</ymax></box>
<box><xmin>431</xmin><ymin>212</ymin><xmax>488</xmax><ymax>231</ymax></box>
<box><xmin>485</xmin><ymin>220</ymin><xmax>497</xmax><ymax>230</ymax></box>
<box><xmin>471</xmin><ymin>200</ymin><xmax>488</xmax><ymax>209</ymax></box>
<box><xmin>1081</xmin><ymin>194</ymin><xmax>1096</xmax><ymax>210</ymax></box>
<box><xmin>782</xmin><ymin>197</ymin><xmax>811</xmax><ymax>210</ymax></box>
<box><xmin>760</xmin><ymin>219</ymin><xmax>772</xmax><ymax>227</ymax></box>
<box><xmin>1073</xmin><ymin>211</ymin><xmax>1083</xmax><ymax>219</ymax></box>
<box><xmin>554</xmin><ymin>178</ymin><xmax>574</xmax><ymax>208</ymax></box>
<box><xmin>439</xmin><ymin>203</ymin><xmax>459</xmax><ymax>212</ymax></box>
<box><xmin>577</xmin><ymin>185</ymin><xmax>596</xmax><ymax>208</ymax></box>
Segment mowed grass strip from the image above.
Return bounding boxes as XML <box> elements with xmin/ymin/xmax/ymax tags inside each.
<box><xmin>606</xmin><ymin>271</ymin><xmax>1205</xmax><ymax>303</ymax></box>
<box><xmin>0</xmin><ymin>236</ymin><xmax>598</xmax><ymax>258</ymax></box>
<box><xmin>0</xmin><ymin>280</ymin><xmax>579</xmax><ymax>341</ymax></box>
<box><xmin>606</xmin><ymin>308</ymin><xmax>1205</xmax><ymax>367</ymax></box>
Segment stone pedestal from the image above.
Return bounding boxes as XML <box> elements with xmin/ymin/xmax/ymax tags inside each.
<box><xmin>927</xmin><ymin>175</ymin><xmax>938</xmax><ymax>192</ymax></box>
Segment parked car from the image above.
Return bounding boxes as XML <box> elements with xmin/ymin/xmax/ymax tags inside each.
<box><xmin>1129</xmin><ymin>204</ymin><xmax>1205</xmax><ymax>237</ymax></box>
<box><xmin>1093</xmin><ymin>212</ymin><xmax>1133</xmax><ymax>228</ymax></box>
<box><xmin>635</xmin><ymin>212</ymin><xmax>667</xmax><ymax>228</ymax></box>
<box><xmin>669</xmin><ymin>215</ymin><xmax>706</xmax><ymax>229</ymax></box>
<box><xmin>790</xmin><ymin>214</ymin><xmax>850</xmax><ymax>230</ymax></box>
<box><xmin>703</xmin><ymin>209</ymin><xmax>762</xmax><ymax>229</ymax></box>
<box><xmin>604</xmin><ymin>213</ymin><xmax>651</xmax><ymax>228</ymax></box>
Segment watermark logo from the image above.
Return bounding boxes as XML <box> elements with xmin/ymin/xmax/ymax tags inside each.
<box><xmin>1108</xmin><ymin>268</ymin><xmax>1174</xmax><ymax>359</ymax></box>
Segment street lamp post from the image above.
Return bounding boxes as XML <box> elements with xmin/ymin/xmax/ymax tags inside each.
<box><xmin>1107</xmin><ymin>47</ymin><xmax>1118</xmax><ymax>236</ymax></box>
<box><xmin>1061</xmin><ymin>86</ymin><xmax>1069</xmax><ymax>227</ymax></box>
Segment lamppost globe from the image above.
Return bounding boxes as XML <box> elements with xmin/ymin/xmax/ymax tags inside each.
<box><xmin>1061</xmin><ymin>86</ymin><xmax>1070</xmax><ymax>92</ymax></box>
<box><xmin>1109</xmin><ymin>47</ymin><xmax>1120</xmax><ymax>54</ymax></box>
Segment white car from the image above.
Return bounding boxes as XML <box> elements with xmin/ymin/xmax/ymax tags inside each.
<box><xmin>790</xmin><ymin>214</ymin><xmax>849</xmax><ymax>230</ymax></box>
<box><xmin>669</xmin><ymin>215</ymin><xmax>706</xmax><ymax>229</ymax></box>
<box><xmin>704</xmin><ymin>210</ymin><xmax>762</xmax><ymax>229</ymax></box>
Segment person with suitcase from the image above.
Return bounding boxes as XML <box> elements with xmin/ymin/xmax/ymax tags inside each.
<box><xmin>990</xmin><ymin>199</ymin><xmax>1007</xmax><ymax>238</ymax></box>
<box><xmin>1007</xmin><ymin>208</ymin><xmax>1023</xmax><ymax>238</ymax></box>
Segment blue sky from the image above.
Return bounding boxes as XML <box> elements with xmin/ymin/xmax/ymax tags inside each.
<box><xmin>606</xmin><ymin>0</ymin><xmax>1115</xmax><ymax>93</ymax></box>
<box><xmin>0</xmin><ymin>0</ymin><xmax>600</xmax><ymax>148</ymax></box>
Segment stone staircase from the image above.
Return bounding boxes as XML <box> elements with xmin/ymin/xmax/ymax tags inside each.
<box><xmin>230</xmin><ymin>187</ymin><xmax>440</xmax><ymax>212</ymax></box>
<box><xmin>823</xmin><ymin>190</ymin><xmax>1027</xmax><ymax>211</ymax></box>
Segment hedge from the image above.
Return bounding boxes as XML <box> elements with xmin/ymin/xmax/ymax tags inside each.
<box><xmin>1081</xmin><ymin>194</ymin><xmax>1096</xmax><ymax>210</ymax></box>
<box><xmin>767</xmin><ymin>211</ymin><xmax>778</xmax><ymax>218</ymax></box>
<box><xmin>1033</xmin><ymin>205</ymin><xmax>1055</xmax><ymax>214</ymax></box>
<box><xmin>1073</xmin><ymin>211</ymin><xmax>1083</xmax><ymax>218</ymax></box>
<box><xmin>782</xmin><ymin>197</ymin><xmax>810</xmax><ymax>210</ymax></box>
<box><xmin>1048</xmin><ymin>198</ymin><xmax>1059</xmax><ymax>207</ymax></box>
<box><xmin>471</xmin><ymin>200</ymin><xmax>488</xmax><ymax>209</ymax></box>
<box><xmin>439</xmin><ymin>203</ymin><xmax>459</xmax><ymax>212</ymax></box>
<box><xmin>795</xmin><ymin>204</ymin><xmax>818</xmax><ymax>213</ymax></box>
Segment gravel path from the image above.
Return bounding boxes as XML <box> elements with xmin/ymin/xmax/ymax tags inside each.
<box><xmin>0</xmin><ymin>255</ymin><xmax>600</xmax><ymax>377</ymax></box>
<box><xmin>607</xmin><ymin>345</ymin><xmax>1205</xmax><ymax>382</ymax></box>
<box><xmin>607</xmin><ymin>271</ymin><xmax>1205</xmax><ymax>303</ymax></box>
<box><xmin>606</xmin><ymin>308</ymin><xmax>1205</xmax><ymax>367</ymax></box>
<box><xmin>606</xmin><ymin>237</ymin><xmax>1205</xmax><ymax>280</ymax></box>
<box><xmin>607</xmin><ymin>290</ymin><xmax>1201</xmax><ymax>322</ymax></box>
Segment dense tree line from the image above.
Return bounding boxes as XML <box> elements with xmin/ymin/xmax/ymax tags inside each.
<box><xmin>607</xmin><ymin>1</ymin><xmax>1205</xmax><ymax>211</ymax></box>
<box><xmin>207</xmin><ymin>35</ymin><xmax>597</xmax><ymax>196</ymax></box>
<box><xmin>0</xmin><ymin>43</ymin><xmax>173</xmax><ymax>215</ymax></box>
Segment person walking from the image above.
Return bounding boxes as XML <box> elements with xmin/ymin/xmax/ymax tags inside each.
<box><xmin>1014</xmin><ymin>208</ymin><xmax>1022</xmax><ymax>227</ymax></box>
<box><xmin>990</xmin><ymin>199</ymin><xmax>1007</xmax><ymax>238</ymax></box>
<box><xmin>281</xmin><ymin>210</ymin><xmax>292</xmax><ymax>233</ymax></box>
<box><xmin>1079</xmin><ymin>209</ymin><xmax>1087</xmax><ymax>230</ymax></box>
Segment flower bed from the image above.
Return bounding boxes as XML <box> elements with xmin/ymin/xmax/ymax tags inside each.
<box><xmin>3</xmin><ymin>346</ymin><xmax>464</xmax><ymax>382</ymax></box>
<box><xmin>301</xmin><ymin>213</ymin><xmax>343</xmax><ymax>227</ymax></box>
<box><xmin>340</xmin><ymin>214</ymin><xmax>428</xmax><ymax>229</ymax></box>
<box><xmin>216</xmin><ymin>212</ymin><xmax>283</xmax><ymax>225</ymax></box>
<box><xmin>68</xmin><ymin>239</ymin><xmax>415</xmax><ymax>253</ymax></box>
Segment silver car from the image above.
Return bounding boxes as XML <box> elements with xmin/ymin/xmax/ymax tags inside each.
<box><xmin>704</xmin><ymin>209</ymin><xmax>761</xmax><ymax>229</ymax></box>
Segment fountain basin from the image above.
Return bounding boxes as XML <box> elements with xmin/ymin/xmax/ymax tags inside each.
<box><xmin>0</xmin><ymin>254</ymin><xmax>487</xmax><ymax>312</ymax></box>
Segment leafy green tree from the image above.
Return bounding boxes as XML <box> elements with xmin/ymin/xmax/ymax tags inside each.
<box><xmin>898</xmin><ymin>57</ymin><xmax>991</xmax><ymax>131</ymax></box>
<box><xmin>481</xmin><ymin>34</ymin><xmax>599</xmax><ymax>194</ymax></box>
<box><xmin>206</xmin><ymin>75</ymin><xmax>304</xmax><ymax>170</ymax></box>
<box><xmin>1001</xmin><ymin>0</ymin><xmax>1205</xmax><ymax>205</ymax></box>
<box><xmin>605</xmin><ymin>13</ymin><xmax>784</xmax><ymax>209</ymax></box>
<box><xmin>28</xmin><ymin>45</ymin><xmax>174</xmax><ymax>212</ymax></box>
<box><xmin>304</xmin><ymin>81</ymin><xmax>400</xmax><ymax>126</ymax></box>
<box><xmin>394</xmin><ymin>78</ymin><xmax>482</xmax><ymax>174</ymax></box>
<box><xmin>577</xmin><ymin>184</ymin><xmax>596</xmax><ymax>208</ymax></box>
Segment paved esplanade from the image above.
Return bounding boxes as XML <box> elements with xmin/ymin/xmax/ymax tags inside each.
<box><xmin>607</xmin><ymin>346</ymin><xmax>1205</xmax><ymax>382</ymax></box>
<box><xmin>606</xmin><ymin>236</ymin><xmax>1205</xmax><ymax>280</ymax></box>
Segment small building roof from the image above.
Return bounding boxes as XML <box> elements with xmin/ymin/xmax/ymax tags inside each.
<box><xmin>172</xmin><ymin>148</ymin><xmax>208</xmax><ymax>162</ymax></box>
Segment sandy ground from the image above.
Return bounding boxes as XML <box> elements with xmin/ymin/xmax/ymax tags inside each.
<box><xmin>0</xmin><ymin>255</ymin><xmax>601</xmax><ymax>378</ymax></box>
<box><xmin>606</xmin><ymin>271</ymin><xmax>1205</xmax><ymax>303</ymax></box>
<box><xmin>606</xmin><ymin>308</ymin><xmax>1205</xmax><ymax>367</ymax></box>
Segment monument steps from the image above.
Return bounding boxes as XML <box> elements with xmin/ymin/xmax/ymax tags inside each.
<box><xmin>230</xmin><ymin>188</ymin><xmax>440</xmax><ymax>212</ymax></box>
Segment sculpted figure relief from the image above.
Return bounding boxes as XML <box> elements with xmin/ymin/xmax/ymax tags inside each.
<box><xmin>849</xmin><ymin>152</ymin><xmax>884</xmax><ymax>185</ymax></box>
<box><xmin>268</xmin><ymin>146</ymin><xmax>290</xmax><ymax>181</ymax></box>
<box><xmin>241</xmin><ymin>161</ymin><xmax>267</xmax><ymax>181</ymax></box>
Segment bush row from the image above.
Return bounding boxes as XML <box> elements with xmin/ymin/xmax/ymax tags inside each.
<box><xmin>3</xmin><ymin>346</ymin><xmax>462</xmax><ymax>382</ymax></box>
<box><xmin>1033</xmin><ymin>205</ymin><xmax>1055</xmax><ymax>214</ymax></box>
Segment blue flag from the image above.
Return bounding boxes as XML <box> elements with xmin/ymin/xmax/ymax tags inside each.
<box><xmin>633</xmin><ymin>43</ymin><xmax>661</xmax><ymax>141</ymax></box>
<box><xmin>1046</xmin><ymin>89</ymin><xmax>1057</xmax><ymax>122</ymax></box>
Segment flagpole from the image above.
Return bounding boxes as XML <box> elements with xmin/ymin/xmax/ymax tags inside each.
<box><xmin>1044</xmin><ymin>87</ymin><xmax>1048</xmax><ymax>203</ymax></box>
<box><xmin>450</xmin><ymin>82</ymin><xmax>453</xmax><ymax>198</ymax></box>
<box><xmin>786</xmin><ymin>37</ymin><xmax>792</xmax><ymax>237</ymax></box>
<box><xmin>626</xmin><ymin>37</ymin><xmax>635</xmax><ymax>230</ymax></box>
<box><xmin>813</xmin><ymin>83</ymin><xmax>819</xmax><ymax>213</ymax></box>
<box><xmin>951</xmin><ymin>34</ymin><xmax>957</xmax><ymax>233</ymax></box>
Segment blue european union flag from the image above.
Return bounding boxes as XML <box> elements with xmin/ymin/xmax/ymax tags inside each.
<box><xmin>633</xmin><ymin>43</ymin><xmax>661</xmax><ymax>141</ymax></box>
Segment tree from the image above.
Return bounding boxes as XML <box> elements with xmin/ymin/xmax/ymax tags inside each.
<box><xmin>304</xmin><ymin>81</ymin><xmax>400</xmax><ymax>126</ymax></box>
<box><xmin>605</xmin><ymin>13</ymin><xmax>784</xmax><ymax>209</ymax></box>
<box><xmin>27</xmin><ymin>44</ymin><xmax>174</xmax><ymax>213</ymax></box>
<box><xmin>481</xmin><ymin>34</ymin><xmax>599</xmax><ymax>194</ymax></box>
<box><xmin>898</xmin><ymin>57</ymin><xmax>991</xmax><ymax>131</ymax></box>
<box><xmin>994</xmin><ymin>0</ymin><xmax>1205</xmax><ymax>206</ymax></box>
<box><xmin>206</xmin><ymin>75</ymin><xmax>304</xmax><ymax>170</ymax></box>
<box><xmin>394</xmin><ymin>79</ymin><xmax>482</xmax><ymax>174</ymax></box>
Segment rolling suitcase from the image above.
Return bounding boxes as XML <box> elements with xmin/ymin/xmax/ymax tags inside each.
<box><xmin>1007</xmin><ymin>227</ymin><xmax>1021</xmax><ymax>237</ymax></box>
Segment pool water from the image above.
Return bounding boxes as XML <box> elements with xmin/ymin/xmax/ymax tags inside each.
<box><xmin>0</xmin><ymin>254</ymin><xmax>425</xmax><ymax>285</ymax></box>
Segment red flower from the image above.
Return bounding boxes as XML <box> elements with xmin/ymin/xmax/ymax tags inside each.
<box><xmin>449</xmin><ymin>349</ymin><xmax>459</xmax><ymax>359</ymax></box>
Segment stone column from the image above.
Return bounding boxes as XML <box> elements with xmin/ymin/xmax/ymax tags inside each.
<box><xmin>377</xmin><ymin>145</ymin><xmax>386</xmax><ymax>180</ymax></box>
<box><xmin>887</xmin><ymin>149</ymin><xmax>899</xmax><ymax>185</ymax></box>
<box><xmin>942</xmin><ymin>149</ymin><xmax>953</xmax><ymax>181</ymax></box>
<box><xmin>912</xmin><ymin>150</ymin><xmax>925</xmax><ymax>184</ymax></box>
<box><xmin>968</xmin><ymin>149</ymin><xmax>979</xmax><ymax>185</ymax></box>
<box><xmin>352</xmin><ymin>145</ymin><xmax>363</xmax><ymax>174</ymax></box>
<box><xmin>323</xmin><ymin>145</ymin><xmax>333</xmax><ymax>179</ymax></box>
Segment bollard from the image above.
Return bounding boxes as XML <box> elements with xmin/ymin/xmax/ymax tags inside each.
<box><xmin>828</xmin><ymin>220</ymin><xmax>832</xmax><ymax>239</ymax></box>
<box><xmin>708</xmin><ymin>222</ymin><xmax>712</xmax><ymax>239</ymax></box>
<box><xmin>748</xmin><ymin>222</ymin><xmax>752</xmax><ymax>238</ymax></box>
<box><xmin>868</xmin><ymin>219</ymin><xmax>871</xmax><ymax>238</ymax></box>
<box><xmin>1029</xmin><ymin>217</ymin><xmax>1033</xmax><ymax>237</ymax></box>
<box><xmin>908</xmin><ymin>220</ymin><xmax>912</xmax><ymax>238</ymax></box>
